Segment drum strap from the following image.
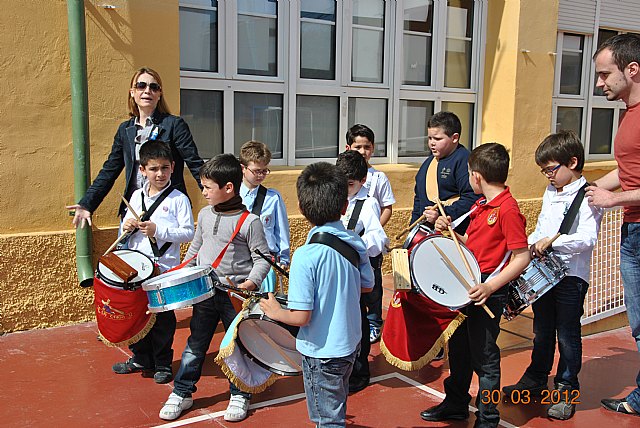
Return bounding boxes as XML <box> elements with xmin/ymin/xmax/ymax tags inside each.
<box><xmin>251</xmin><ymin>185</ymin><xmax>268</xmax><ymax>215</ymax></box>
<box><xmin>425</xmin><ymin>157</ymin><xmax>439</xmax><ymax>203</ymax></box>
<box><xmin>140</xmin><ymin>187</ymin><xmax>175</xmax><ymax>258</ymax></box>
<box><xmin>346</xmin><ymin>199</ymin><xmax>366</xmax><ymax>236</ymax></box>
<box><xmin>309</xmin><ymin>232</ymin><xmax>359</xmax><ymax>268</ymax></box>
<box><xmin>557</xmin><ymin>183</ymin><xmax>589</xmax><ymax>235</ymax></box>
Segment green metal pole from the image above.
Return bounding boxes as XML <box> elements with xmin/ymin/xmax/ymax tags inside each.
<box><xmin>67</xmin><ymin>0</ymin><xmax>94</xmax><ymax>287</ymax></box>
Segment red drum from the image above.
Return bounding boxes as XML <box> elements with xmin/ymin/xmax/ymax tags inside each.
<box><xmin>94</xmin><ymin>250</ymin><xmax>157</xmax><ymax>347</ymax></box>
<box><xmin>402</xmin><ymin>224</ymin><xmax>434</xmax><ymax>252</ymax></box>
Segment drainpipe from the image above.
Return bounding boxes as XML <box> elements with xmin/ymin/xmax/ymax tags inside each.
<box><xmin>67</xmin><ymin>0</ymin><xmax>94</xmax><ymax>288</ymax></box>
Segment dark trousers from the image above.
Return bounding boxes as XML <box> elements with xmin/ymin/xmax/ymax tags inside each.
<box><xmin>443</xmin><ymin>277</ymin><xmax>507</xmax><ymax>427</ymax></box>
<box><xmin>130</xmin><ymin>310</ymin><xmax>177</xmax><ymax>370</ymax></box>
<box><xmin>524</xmin><ymin>276</ymin><xmax>588</xmax><ymax>390</ymax></box>
<box><xmin>173</xmin><ymin>293</ymin><xmax>251</xmax><ymax>399</ymax></box>
<box><xmin>363</xmin><ymin>255</ymin><xmax>383</xmax><ymax>328</ymax></box>
<box><xmin>350</xmin><ymin>300</ymin><xmax>371</xmax><ymax>380</ymax></box>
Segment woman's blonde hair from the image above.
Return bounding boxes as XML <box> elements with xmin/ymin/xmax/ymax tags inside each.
<box><xmin>127</xmin><ymin>67</ymin><xmax>171</xmax><ymax>117</ymax></box>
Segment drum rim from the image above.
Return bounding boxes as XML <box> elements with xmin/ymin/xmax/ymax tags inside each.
<box><xmin>409</xmin><ymin>235</ymin><xmax>478</xmax><ymax>308</ymax></box>
<box><xmin>402</xmin><ymin>224</ymin><xmax>434</xmax><ymax>249</ymax></box>
<box><xmin>96</xmin><ymin>249</ymin><xmax>155</xmax><ymax>289</ymax></box>
<box><xmin>142</xmin><ymin>265</ymin><xmax>213</xmax><ymax>290</ymax></box>
<box><xmin>235</xmin><ymin>320</ymin><xmax>302</xmax><ymax>377</ymax></box>
<box><xmin>146</xmin><ymin>289</ymin><xmax>215</xmax><ymax>312</ymax></box>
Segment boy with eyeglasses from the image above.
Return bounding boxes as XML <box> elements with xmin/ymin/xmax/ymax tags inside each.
<box><xmin>503</xmin><ymin>131</ymin><xmax>602</xmax><ymax>420</ymax></box>
<box><xmin>239</xmin><ymin>141</ymin><xmax>290</xmax><ymax>292</ymax></box>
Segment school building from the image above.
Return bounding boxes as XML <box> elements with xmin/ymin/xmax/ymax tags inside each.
<box><xmin>0</xmin><ymin>0</ymin><xmax>635</xmax><ymax>333</ymax></box>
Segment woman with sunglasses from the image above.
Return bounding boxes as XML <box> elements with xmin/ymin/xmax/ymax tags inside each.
<box><xmin>68</xmin><ymin>67</ymin><xmax>204</xmax><ymax>228</ymax></box>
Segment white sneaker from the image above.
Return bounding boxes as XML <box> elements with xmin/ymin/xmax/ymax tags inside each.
<box><xmin>159</xmin><ymin>392</ymin><xmax>193</xmax><ymax>421</ymax></box>
<box><xmin>224</xmin><ymin>395</ymin><xmax>250</xmax><ymax>422</ymax></box>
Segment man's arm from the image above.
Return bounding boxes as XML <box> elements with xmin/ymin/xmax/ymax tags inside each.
<box><xmin>587</xmin><ymin>168</ymin><xmax>640</xmax><ymax>207</ymax></box>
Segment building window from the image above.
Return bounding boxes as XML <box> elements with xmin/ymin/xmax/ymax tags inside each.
<box><xmin>441</xmin><ymin>101</ymin><xmax>474</xmax><ymax>149</ymax></box>
<box><xmin>300</xmin><ymin>0</ymin><xmax>336</xmax><ymax>80</ymax></box>
<box><xmin>348</xmin><ymin>98</ymin><xmax>388</xmax><ymax>157</ymax></box>
<box><xmin>237</xmin><ymin>0</ymin><xmax>278</xmax><ymax>77</ymax></box>
<box><xmin>234</xmin><ymin>92</ymin><xmax>283</xmax><ymax>158</ymax></box>
<box><xmin>179</xmin><ymin>1</ymin><xmax>218</xmax><ymax>72</ymax></box>
<box><xmin>399</xmin><ymin>100</ymin><xmax>434</xmax><ymax>157</ymax></box>
<box><xmin>402</xmin><ymin>0</ymin><xmax>434</xmax><ymax>86</ymax></box>
<box><xmin>559</xmin><ymin>34</ymin><xmax>584</xmax><ymax>96</ymax></box>
<box><xmin>445</xmin><ymin>0</ymin><xmax>474</xmax><ymax>89</ymax></box>
<box><xmin>351</xmin><ymin>0</ymin><xmax>385</xmax><ymax>83</ymax></box>
<box><xmin>180</xmin><ymin>89</ymin><xmax>223</xmax><ymax>159</ymax></box>
<box><xmin>296</xmin><ymin>95</ymin><xmax>339</xmax><ymax>158</ymax></box>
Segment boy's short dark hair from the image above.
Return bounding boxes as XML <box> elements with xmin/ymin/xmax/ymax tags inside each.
<box><xmin>139</xmin><ymin>140</ymin><xmax>173</xmax><ymax>166</ymax></box>
<box><xmin>346</xmin><ymin>124</ymin><xmax>375</xmax><ymax>146</ymax></box>
<box><xmin>336</xmin><ymin>150</ymin><xmax>368</xmax><ymax>182</ymax></box>
<box><xmin>427</xmin><ymin>111</ymin><xmax>462</xmax><ymax>137</ymax></box>
<box><xmin>297</xmin><ymin>162</ymin><xmax>348</xmax><ymax>226</ymax></box>
<box><xmin>200</xmin><ymin>154</ymin><xmax>243</xmax><ymax>193</ymax></box>
<box><xmin>239</xmin><ymin>140</ymin><xmax>272</xmax><ymax>165</ymax></box>
<box><xmin>468</xmin><ymin>143</ymin><xmax>510</xmax><ymax>184</ymax></box>
<box><xmin>594</xmin><ymin>33</ymin><xmax>640</xmax><ymax>72</ymax></box>
<box><xmin>535</xmin><ymin>130</ymin><xmax>585</xmax><ymax>172</ymax></box>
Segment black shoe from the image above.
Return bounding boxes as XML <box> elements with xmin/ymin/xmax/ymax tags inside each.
<box><xmin>601</xmin><ymin>398</ymin><xmax>640</xmax><ymax>416</ymax></box>
<box><xmin>112</xmin><ymin>358</ymin><xmax>151</xmax><ymax>375</ymax></box>
<box><xmin>420</xmin><ymin>402</ymin><xmax>469</xmax><ymax>421</ymax></box>
<box><xmin>433</xmin><ymin>348</ymin><xmax>445</xmax><ymax>361</ymax></box>
<box><xmin>348</xmin><ymin>376</ymin><xmax>370</xmax><ymax>393</ymax></box>
<box><xmin>154</xmin><ymin>369</ymin><xmax>173</xmax><ymax>384</ymax></box>
<box><xmin>502</xmin><ymin>376</ymin><xmax>547</xmax><ymax>398</ymax></box>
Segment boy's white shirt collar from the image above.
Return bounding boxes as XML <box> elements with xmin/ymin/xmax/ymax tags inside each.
<box><xmin>142</xmin><ymin>179</ymin><xmax>173</xmax><ymax>199</ymax></box>
<box><xmin>547</xmin><ymin>175</ymin><xmax>586</xmax><ymax>195</ymax></box>
<box><xmin>349</xmin><ymin>184</ymin><xmax>369</xmax><ymax>202</ymax></box>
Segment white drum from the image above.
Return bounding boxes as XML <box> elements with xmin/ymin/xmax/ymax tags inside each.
<box><xmin>409</xmin><ymin>235</ymin><xmax>480</xmax><ymax>310</ymax></box>
<box><xmin>236</xmin><ymin>299</ymin><xmax>301</xmax><ymax>376</ymax></box>
<box><xmin>96</xmin><ymin>249</ymin><xmax>156</xmax><ymax>290</ymax></box>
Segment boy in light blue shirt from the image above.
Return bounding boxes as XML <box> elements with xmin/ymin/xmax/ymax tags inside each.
<box><xmin>239</xmin><ymin>141</ymin><xmax>290</xmax><ymax>292</ymax></box>
<box><xmin>260</xmin><ymin>162</ymin><xmax>374</xmax><ymax>427</ymax></box>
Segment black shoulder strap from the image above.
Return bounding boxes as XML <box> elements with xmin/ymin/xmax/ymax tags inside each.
<box><xmin>251</xmin><ymin>185</ymin><xmax>268</xmax><ymax>215</ymax></box>
<box><xmin>557</xmin><ymin>183</ymin><xmax>589</xmax><ymax>235</ymax></box>
<box><xmin>309</xmin><ymin>232</ymin><xmax>359</xmax><ymax>268</ymax></box>
<box><xmin>140</xmin><ymin>186</ymin><xmax>175</xmax><ymax>257</ymax></box>
<box><xmin>346</xmin><ymin>199</ymin><xmax>366</xmax><ymax>231</ymax></box>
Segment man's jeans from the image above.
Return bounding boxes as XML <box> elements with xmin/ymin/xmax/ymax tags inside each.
<box><xmin>525</xmin><ymin>276</ymin><xmax>588</xmax><ymax>390</ymax></box>
<box><xmin>302</xmin><ymin>349</ymin><xmax>358</xmax><ymax>428</ymax></box>
<box><xmin>173</xmin><ymin>293</ymin><xmax>250</xmax><ymax>400</ymax></box>
<box><xmin>620</xmin><ymin>222</ymin><xmax>640</xmax><ymax>412</ymax></box>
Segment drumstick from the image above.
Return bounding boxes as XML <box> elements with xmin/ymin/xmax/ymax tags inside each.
<box><xmin>246</xmin><ymin>319</ymin><xmax>302</xmax><ymax>371</ymax></box>
<box><xmin>395</xmin><ymin>214</ymin><xmax>427</xmax><ymax>240</ymax></box>
<box><xmin>253</xmin><ymin>248</ymin><xmax>290</xmax><ymax>278</ymax></box>
<box><xmin>103</xmin><ymin>231</ymin><xmax>130</xmax><ymax>255</ymax></box>
<box><xmin>431</xmin><ymin>241</ymin><xmax>495</xmax><ymax>318</ymax></box>
<box><xmin>541</xmin><ymin>232</ymin><xmax>561</xmax><ymax>252</ymax></box>
<box><xmin>121</xmin><ymin>196</ymin><xmax>156</xmax><ymax>244</ymax></box>
<box><xmin>434</xmin><ymin>199</ymin><xmax>495</xmax><ymax>318</ymax></box>
<box><xmin>223</xmin><ymin>276</ymin><xmax>288</xmax><ymax>305</ymax></box>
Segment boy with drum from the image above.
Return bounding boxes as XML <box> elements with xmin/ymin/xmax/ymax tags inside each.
<box><xmin>502</xmin><ymin>131</ymin><xmax>602</xmax><ymax>420</ymax></box>
<box><xmin>159</xmin><ymin>154</ymin><xmax>270</xmax><ymax>422</ymax></box>
<box><xmin>428</xmin><ymin>143</ymin><xmax>530</xmax><ymax>428</ymax></box>
<box><xmin>112</xmin><ymin>140</ymin><xmax>194</xmax><ymax>384</ymax></box>
<box><xmin>336</xmin><ymin>150</ymin><xmax>389</xmax><ymax>393</ymax></box>
<box><xmin>259</xmin><ymin>162</ymin><xmax>374</xmax><ymax>427</ymax></box>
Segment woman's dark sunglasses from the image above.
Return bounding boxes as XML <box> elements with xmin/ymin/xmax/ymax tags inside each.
<box><xmin>135</xmin><ymin>81</ymin><xmax>161</xmax><ymax>92</ymax></box>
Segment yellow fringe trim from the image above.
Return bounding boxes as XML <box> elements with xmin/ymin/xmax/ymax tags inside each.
<box><xmin>380</xmin><ymin>312</ymin><xmax>466</xmax><ymax>371</ymax></box>
<box><xmin>214</xmin><ymin>296</ymin><xmax>279</xmax><ymax>394</ymax></box>
<box><xmin>98</xmin><ymin>313</ymin><xmax>157</xmax><ymax>348</ymax></box>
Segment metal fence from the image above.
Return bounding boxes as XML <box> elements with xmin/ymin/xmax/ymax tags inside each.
<box><xmin>582</xmin><ymin>207</ymin><xmax>626</xmax><ymax>325</ymax></box>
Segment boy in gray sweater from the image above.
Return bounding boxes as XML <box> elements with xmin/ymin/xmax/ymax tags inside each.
<box><xmin>159</xmin><ymin>154</ymin><xmax>270</xmax><ymax>422</ymax></box>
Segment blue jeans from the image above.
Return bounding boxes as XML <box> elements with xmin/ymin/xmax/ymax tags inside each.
<box><xmin>302</xmin><ymin>349</ymin><xmax>358</xmax><ymax>427</ymax></box>
<box><xmin>363</xmin><ymin>255</ymin><xmax>383</xmax><ymax>328</ymax></box>
<box><xmin>620</xmin><ymin>222</ymin><xmax>640</xmax><ymax>412</ymax></box>
<box><xmin>524</xmin><ymin>276</ymin><xmax>588</xmax><ymax>390</ymax></box>
<box><xmin>172</xmin><ymin>292</ymin><xmax>250</xmax><ymax>400</ymax></box>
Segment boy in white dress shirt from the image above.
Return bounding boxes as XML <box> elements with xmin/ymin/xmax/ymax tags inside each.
<box><xmin>336</xmin><ymin>150</ymin><xmax>389</xmax><ymax>393</ymax></box>
<box><xmin>502</xmin><ymin>130</ymin><xmax>603</xmax><ymax>420</ymax></box>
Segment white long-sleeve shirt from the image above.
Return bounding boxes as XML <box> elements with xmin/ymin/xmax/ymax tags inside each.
<box><xmin>528</xmin><ymin>176</ymin><xmax>603</xmax><ymax>282</ymax></box>
<box><xmin>341</xmin><ymin>186</ymin><xmax>389</xmax><ymax>258</ymax></box>
<box><xmin>122</xmin><ymin>182</ymin><xmax>195</xmax><ymax>272</ymax></box>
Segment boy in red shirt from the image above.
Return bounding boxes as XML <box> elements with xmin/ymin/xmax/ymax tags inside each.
<box><xmin>424</xmin><ymin>143</ymin><xmax>530</xmax><ymax>428</ymax></box>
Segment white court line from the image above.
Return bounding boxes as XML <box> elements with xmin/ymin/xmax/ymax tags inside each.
<box><xmin>153</xmin><ymin>372</ymin><xmax>519</xmax><ymax>428</ymax></box>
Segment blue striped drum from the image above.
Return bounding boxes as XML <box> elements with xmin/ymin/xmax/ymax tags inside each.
<box><xmin>141</xmin><ymin>266</ymin><xmax>217</xmax><ymax>312</ymax></box>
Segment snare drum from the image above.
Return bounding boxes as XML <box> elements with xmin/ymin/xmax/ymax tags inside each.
<box><xmin>236</xmin><ymin>299</ymin><xmax>301</xmax><ymax>376</ymax></box>
<box><xmin>96</xmin><ymin>249</ymin><xmax>156</xmax><ymax>291</ymax></box>
<box><xmin>402</xmin><ymin>224</ymin><xmax>434</xmax><ymax>251</ymax></box>
<box><xmin>142</xmin><ymin>266</ymin><xmax>217</xmax><ymax>313</ymax></box>
<box><xmin>409</xmin><ymin>234</ymin><xmax>480</xmax><ymax>310</ymax></box>
<box><xmin>504</xmin><ymin>252</ymin><xmax>568</xmax><ymax>320</ymax></box>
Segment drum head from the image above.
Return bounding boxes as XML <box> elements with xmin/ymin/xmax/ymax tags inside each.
<box><xmin>236</xmin><ymin>316</ymin><xmax>301</xmax><ymax>376</ymax></box>
<box><xmin>97</xmin><ymin>249</ymin><xmax>155</xmax><ymax>289</ymax></box>
<box><xmin>409</xmin><ymin>235</ymin><xmax>479</xmax><ymax>309</ymax></box>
